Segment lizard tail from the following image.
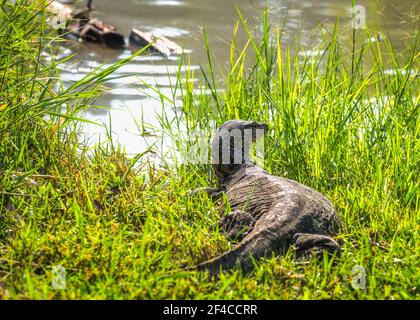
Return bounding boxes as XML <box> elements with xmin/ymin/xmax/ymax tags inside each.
<box><xmin>187</xmin><ymin>233</ymin><xmax>276</xmax><ymax>275</ymax></box>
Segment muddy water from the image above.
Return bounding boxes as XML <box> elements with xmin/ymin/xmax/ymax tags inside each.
<box><xmin>56</xmin><ymin>0</ymin><xmax>419</xmax><ymax>156</ymax></box>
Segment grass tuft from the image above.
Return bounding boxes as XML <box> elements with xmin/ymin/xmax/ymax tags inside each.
<box><xmin>0</xmin><ymin>2</ymin><xmax>419</xmax><ymax>299</ymax></box>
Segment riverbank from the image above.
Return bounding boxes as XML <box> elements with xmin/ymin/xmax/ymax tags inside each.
<box><xmin>0</xmin><ymin>1</ymin><xmax>418</xmax><ymax>299</ymax></box>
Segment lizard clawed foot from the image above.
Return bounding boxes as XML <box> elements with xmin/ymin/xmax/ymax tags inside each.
<box><xmin>186</xmin><ymin>187</ymin><xmax>224</xmax><ymax>200</ymax></box>
<box><xmin>292</xmin><ymin>233</ymin><xmax>341</xmax><ymax>260</ymax></box>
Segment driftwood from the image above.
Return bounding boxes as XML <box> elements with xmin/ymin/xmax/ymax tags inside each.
<box><xmin>46</xmin><ymin>0</ymin><xmax>125</xmax><ymax>49</ymax></box>
<box><xmin>66</xmin><ymin>16</ymin><xmax>125</xmax><ymax>49</ymax></box>
<box><xmin>46</xmin><ymin>1</ymin><xmax>182</xmax><ymax>55</ymax></box>
<box><xmin>129</xmin><ymin>28</ymin><xmax>182</xmax><ymax>57</ymax></box>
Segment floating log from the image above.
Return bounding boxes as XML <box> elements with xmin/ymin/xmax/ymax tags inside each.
<box><xmin>47</xmin><ymin>1</ymin><xmax>182</xmax><ymax>53</ymax></box>
<box><xmin>67</xmin><ymin>17</ymin><xmax>125</xmax><ymax>49</ymax></box>
<box><xmin>46</xmin><ymin>0</ymin><xmax>125</xmax><ymax>49</ymax></box>
<box><xmin>129</xmin><ymin>28</ymin><xmax>182</xmax><ymax>57</ymax></box>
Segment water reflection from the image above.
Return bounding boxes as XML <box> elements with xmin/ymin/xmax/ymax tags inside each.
<box><xmin>54</xmin><ymin>0</ymin><xmax>418</xmax><ymax>156</ymax></box>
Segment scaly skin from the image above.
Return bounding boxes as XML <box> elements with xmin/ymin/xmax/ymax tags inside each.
<box><xmin>192</xmin><ymin>120</ymin><xmax>341</xmax><ymax>274</ymax></box>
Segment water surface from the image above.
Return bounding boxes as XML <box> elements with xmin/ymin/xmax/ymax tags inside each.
<box><xmin>56</xmin><ymin>0</ymin><xmax>419</xmax><ymax>156</ymax></box>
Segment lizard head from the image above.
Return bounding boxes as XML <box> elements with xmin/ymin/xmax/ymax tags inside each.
<box><xmin>211</xmin><ymin>119</ymin><xmax>269</xmax><ymax>183</ymax></box>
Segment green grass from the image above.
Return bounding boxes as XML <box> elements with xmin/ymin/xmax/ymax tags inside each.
<box><xmin>0</xmin><ymin>1</ymin><xmax>419</xmax><ymax>299</ymax></box>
